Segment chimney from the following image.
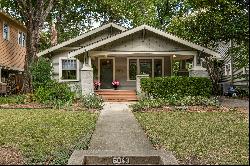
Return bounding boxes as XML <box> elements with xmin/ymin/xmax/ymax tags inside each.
<box><xmin>51</xmin><ymin>22</ymin><xmax>57</xmax><ymax>46</ymax></box>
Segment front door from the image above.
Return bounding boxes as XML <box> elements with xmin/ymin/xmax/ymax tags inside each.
<box><xmin>100</xmin><ymin>59</ymin><xmax>113</xmax><ymax>89</ymax></box>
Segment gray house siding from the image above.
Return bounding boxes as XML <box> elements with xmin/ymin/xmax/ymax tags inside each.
<box><xmin>217</xmin><ymin>41</ymin><xmax>249</xmax><ymax>92</ymax></box>
<box><xmin>49</xmin><ymin>27</ymin><xmax>121</xmax><ymax>93</ymax></box>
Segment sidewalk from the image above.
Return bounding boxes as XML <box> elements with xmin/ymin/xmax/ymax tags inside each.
<box><xmin>89</xmin><ymin>102</ymin><xmax>154</xmax><ymax>152</ymax></box>
<box><xmin>68</xmin><ymin>102</ymin><xmax>178</xmax><ymax>165</ymax></box>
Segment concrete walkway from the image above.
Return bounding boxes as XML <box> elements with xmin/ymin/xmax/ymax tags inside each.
<box><xmin>89</xmin><ymin>102</ymin><xmax>153</xmax><ymax>152</ymax></box>
<box><xmin>68</xmin><ymin>102</ymin><xmax>178</xmax><ymax>165</ymax></box>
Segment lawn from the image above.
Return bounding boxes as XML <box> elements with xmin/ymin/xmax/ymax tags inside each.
<box><xmin>134</xmin><ymin>111</ymin><xmax>249</xmax><ymax>165</ymax></box>
<box><xmin>0</xmin><ymin>109</ymin><xmax>98</xmax><ymax>165</ymax></box>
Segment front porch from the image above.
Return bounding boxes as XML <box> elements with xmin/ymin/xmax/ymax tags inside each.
<box><xmin>87</xmin><ymin>51</ymin><xmax>206</xmax><ymax>91</ymax></box>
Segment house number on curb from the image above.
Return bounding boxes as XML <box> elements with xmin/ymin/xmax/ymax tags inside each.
<box><xmin>112</xmin><ymin>157</ymin><xmax>130</xmax><ymax>165</ymax></box>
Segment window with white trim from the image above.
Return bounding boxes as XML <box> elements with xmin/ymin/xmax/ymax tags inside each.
<box><xmin>59</xmin><ymin>58</ymin><xmax>79</xmax><ymax>81</ymax></box>
<box><xmin>127</xmin><ymin>58</ymin><xmax>164</xmax><ymax>80</ymax></box>
<box><xmin>3</xmin><ymin>22</ymin><xmax>9</xmax><ymax>40</ymax></box>
<box><xmin>18</xmin><ymin>31</ymin><xmax>26</xmax><ymax>47</ymax></box>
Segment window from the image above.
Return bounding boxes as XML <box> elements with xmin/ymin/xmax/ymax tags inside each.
<box><xmin>224</xmin><ymin>63</ymin><xmax>231</xmax><ymax>76</ymax></box>
<box><xmin>18</xmin><ymin>31</ymin><xmax>26</xmax><ymax>47</ymax></box>
<box><xmin>129</xmin><ymin>59</ymin><xmax>137</xmax><ymax>80</ymax></box>
<box><xmin>154</xmin><ymin>59</ymin><xmax>162</xmax><ymax>77</ymax></box>
<box><xmin>127</xmin><ymin>58</ymin><xmax>163</xmax><ymax>80</ymax></box>
<box><xmin>3</xmin><ymin>22</ymin><xmax>9</xmax><ymax>40</ymax></box>
<box><xmin>22</xmin><ymin>32</ymin><xmax>26</xmax><ymax>47</ymax></box>
<box><xmin>59</xmin><ymin>58</ymin><xmax>79</xmax><ymax>81</ymax></box>
<box><xmin>139</xmin><ymin>59</ymin><xmax>152</xmax><ymax>76</ymax></box>
<box><xmin>18</xmin><ymin>31</ymin><xmax>22</xmax><ymax>45</ymax></box>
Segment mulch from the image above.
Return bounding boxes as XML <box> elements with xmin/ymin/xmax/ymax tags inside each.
<box><xmin>0</xmin><ymin>103</ymin><xmax>52</xmax><ymax>109</ymax></box>
<box><xmin>0</xmin><ymin>146</ymin><xmax>24</xmax><ymax>165</ymax></box>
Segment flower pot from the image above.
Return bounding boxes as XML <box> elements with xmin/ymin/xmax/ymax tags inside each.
<box><xmin>113</xmin><ymin>85</ymin><xmax>118</xmax><ymax>90</ymax></box>
<box><xmin>94</xmin><ymin>86</ymin><xmax>99</xmax><ymax>90</ymax></box>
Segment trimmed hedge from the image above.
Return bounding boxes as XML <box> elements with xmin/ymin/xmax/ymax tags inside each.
<box><xmin>141</xmin><ymin>76</ymin><xmax>212</xmax><ymax>98</ymax></box>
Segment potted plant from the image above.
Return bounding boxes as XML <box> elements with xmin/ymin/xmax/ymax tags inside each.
<box><xmin>94</xmin><ymin>81</ymin><xmax>101</xmax><ymax>90</ymax></box>
<box><xmin>112</xmin><ymin>80</ymin><xmax>120</xmax><ymax>90</ymax></box>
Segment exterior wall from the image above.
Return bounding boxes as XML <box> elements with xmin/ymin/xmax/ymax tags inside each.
<box><xmin>96</xmin><ymin>31</ymin><xmax>193</xmax><ymax>52</ymax></box>
<box><xmin>51</xmin><ymin>52</ymin><xmax>84</xmax><ymax>94</ymax></box>
<box><xmin>164</xmin><ymin>56</ymin><xmax>171</xmax><ymax>76</ymax></box>
<box><xmin>115</xmin><ymin>56</ymin><xmax>136</xmax><ymax>90</ymax></box>
<box><xmin>0</xmin><ymin>12</ymin><xmax>26</xmax><ymax>71</ymax></box>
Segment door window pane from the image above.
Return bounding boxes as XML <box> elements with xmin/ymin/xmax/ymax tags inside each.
<box><xmin>154</xmin><ymin>59</ymin><xmax>162</xmax><ymax>77</ymax></box>
<box><xmin>129</xmin><ymin>59</ymin><xmax>137</xmax><ymax>80</ymax></box>
<box><xmin>139</xmin><ymin>59</ymin><xmax>152</xmax><ymax>76</ymax></box>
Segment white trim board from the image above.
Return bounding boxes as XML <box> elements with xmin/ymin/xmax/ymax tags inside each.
<box><xmin>68</xmin><ymin>25</ymin><xmax>221</xmax><ymax>58</ymax></box>
<box><xmin>37</xmin><ymin>23</ymin><xmax>126</xmax><ymax>57</ymax></box>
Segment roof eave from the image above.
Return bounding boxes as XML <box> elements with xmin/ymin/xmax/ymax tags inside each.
<box><xmin>37</xmin><ymin>23</ymin><xmax>127</xmax><ymax>57</ymax></box>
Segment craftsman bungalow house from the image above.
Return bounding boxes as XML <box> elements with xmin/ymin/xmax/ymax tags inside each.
<box><xmin>37</xmin><ymin>23</ymin><xmax>223</xmax><ymax>100</ymax></box>
<box><xmin>0</xmin><ymin>11</ymin><xmax>26</xmax><ymax>94</ymax></box>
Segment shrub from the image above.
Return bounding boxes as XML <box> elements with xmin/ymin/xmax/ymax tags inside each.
<box><xmin>34</xmin><ymin>80</ymin><xmax>75</xmax><ymax>108</ymax></box>
<box><xmin>0</xmin><ymin>95</ymin><xmax>26</xmax><ymax>104</ymax></box>
<box><xmin>30</xmin><ymin>57</ymin><xmax>53</xmax><ymax>90</ymax></box>
<box><xmin>80</xmin><ymin>93</ymin><xmax>104</xmax><ymax>110</ymax></box>
<box><xmin>141</xmin><ymin>76</ymin><xmax>212</xmax><ymax>98</ymax></box>
<box><xmin>130</xmin><ymin>95</ymin><xmax>219</xmax><ymax>112</ymax></box>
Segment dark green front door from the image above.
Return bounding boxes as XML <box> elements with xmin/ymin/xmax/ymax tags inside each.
<box><xmin>100</xmin><ymin>59</ymin><xmax>113</xmax><ymax>89</ymax></box>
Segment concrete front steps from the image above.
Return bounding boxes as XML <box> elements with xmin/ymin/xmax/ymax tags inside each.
<box><xmin>68</xmin><ymin>150</ymin><xmax>178</xmax><ymax>165</ymax></box>
<box><xmin>95</xmin><ymin>90</ymin><xmax>138</xmax><ymax>102</ymax></box>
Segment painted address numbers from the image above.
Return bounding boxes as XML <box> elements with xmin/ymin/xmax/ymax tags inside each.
<box><xmin>112</xmin><ymin>157</ymin><xmax>130</xmax><ymax>165</ymax></box>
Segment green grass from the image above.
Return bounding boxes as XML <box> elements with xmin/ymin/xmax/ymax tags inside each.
<box><xmin>0</xmin><ymin>109</ymin><xmax>98</xmax><ymax>164</ymax></box>
<box><xmin>134</xmin><ymin>111</ymin><xmax>249</xmax><ymax>165</ymax></box>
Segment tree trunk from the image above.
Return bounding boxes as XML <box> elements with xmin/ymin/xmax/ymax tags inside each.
<box><xmin>204</xmin><ymin>56</ymin><xmax>222</xmax><ymax>95</ymax></box>
<box><xmin>16</xmin><ymin>0</ymin><xmax>55</xmax><ymax>93</ymax></box>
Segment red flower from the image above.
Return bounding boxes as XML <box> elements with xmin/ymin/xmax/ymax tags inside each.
<box><xmin>112</xmin><ymin>80</ymin><xmax>120</xmax><ymax>86</ymax></box>
<box><xmin>94</xmin><ymin>81</ymin><xmax>101</xmax><ymax>87</ymax></box>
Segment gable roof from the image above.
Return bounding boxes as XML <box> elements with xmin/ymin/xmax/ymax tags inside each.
<box><xmin>37</xmin><ymin>23</ymin><xmax>126</xmax><ymax>57</ymax></box>
<box><xmin>0</xmin><ymin>10</ymin><xmax>26</xmax><ymax>30</ymax></box>
<box><xmin>68</xmin><ymin>24</ymin><xmax>221</xmax><ymax>58</ymax></box>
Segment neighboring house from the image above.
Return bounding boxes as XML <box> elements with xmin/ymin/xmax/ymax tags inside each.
<box><xmin>216</xmin><ymin>41</ymin><xmax>249</xmax><ymax>92</ymax></box>
<box><xmin>37</xmin><ymin>23</ymin><xmax>221</xmax><ymax>95</ymax></box>
<box><xmin>0</xmin><ymin>11</ymin><xmax>26</xmax><ymax>94</ymax></box>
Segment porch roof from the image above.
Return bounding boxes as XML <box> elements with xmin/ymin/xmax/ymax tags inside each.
<box><xmin>68</xmin><ymin>24</ymin><xmax>221</xmax><ymax>59</ymax></box>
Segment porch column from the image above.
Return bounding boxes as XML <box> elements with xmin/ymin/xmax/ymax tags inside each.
<box><xmin>136</xmin><ymin>74</ymin><xmax>149</xmax><ymax>94</ymax></box>
<box><xmin>189</xmin><ymin>52</ymin><xmax>209</xmax><ymax>77</ymax></box>
<box><xmin>81</xmin><ymin>63</ymin><xmax>94</xmax><ymax>95</ymax></box>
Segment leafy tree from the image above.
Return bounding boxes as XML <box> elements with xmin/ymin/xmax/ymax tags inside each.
<box><xmin>166</xmin><ymin>0</ymin><xmax>249</xmax><ymax>94</ymax></box>
<box><xmin>1</xmin><ymin>0</ymin><xmax>56</xmax><ymax>93</ymax></box>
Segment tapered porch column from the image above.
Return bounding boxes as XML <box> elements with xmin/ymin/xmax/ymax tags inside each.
<box><xmin>189</xmin><ymin>52</ymin><xmax>209</xmax><ymax>77</ymax></box>
<box><xmin>81</xmin><ymin>54</ymin><xmax>94</xmax><ymax>95</ymax></box>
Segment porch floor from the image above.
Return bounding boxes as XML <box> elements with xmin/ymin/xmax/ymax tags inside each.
<box><xmin>95</xmin><ymin>90</ymin><xmax>138</xmax><ymax>102</ymax></box>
